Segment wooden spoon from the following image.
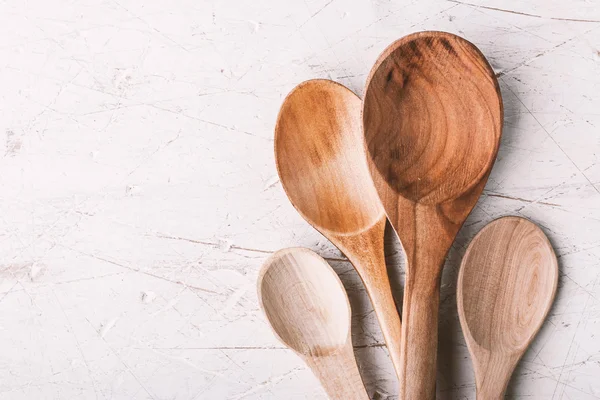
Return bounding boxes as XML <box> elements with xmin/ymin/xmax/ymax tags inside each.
<box><xmin>457</xmin><ymin>217</ymin><xmax>558</xmax><ymax>399</ymax></box>
<box><xmin>363</xmin><ymin>31</ymin><xmax>503</xmax><ymax>399</ymax></box>
<box><xmin>258</xmin><ymin>248</ymin><xmax>369</xmax><ymax>400</ymax></box>
<box><xmin>275</xmin><ymin>79</ymin><xmax>403</xmax><ymax>375</ymax></box>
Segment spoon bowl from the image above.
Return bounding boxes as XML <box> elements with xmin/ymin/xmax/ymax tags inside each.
<box><xmin>363</xmin><ymin>31</ymin><xmax>503</xmax><ymax>399</ymax></box>
<box><xmin>276</xmin><ymin>80</ymin><xmax>382</xmax><ymax>235</ymax></box>
<box><xmin>259</xmin><ymin>248</ymin><xmax>350</xmax><ymax>356</ymax></box>
<box><xmin>258</xmin><ymin>248</ymin><xmax>369</xmax><ymax>400</ymax></box>
<box><xmin>457</xmin><ymin>216</ymin><xmax>558</xmax><ymax>398</ymax></box>
<box><xmin>276</xmin><ymin>79</ymin><xmax>403</xmax><ymax>375</ymax></box>
<box><xmin>364</xmin><ymin>33</ymin><xmax>500</xmax><ymax>205</ymax></box>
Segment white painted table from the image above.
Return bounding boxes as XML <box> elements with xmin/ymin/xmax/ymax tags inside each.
<box><xmin>1</xmin><ymin>0</ymin><xmax>599</xmax><ymax>398</ymax></box>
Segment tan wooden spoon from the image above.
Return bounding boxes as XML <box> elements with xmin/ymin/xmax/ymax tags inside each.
<box><xmin>258</xmin><ymin>248</ymin><xmax>369</xmax><ymax>400</ymax></box>
<box><xmin>275</xmin><ymin>79</ymin><xmax>402</xmax><ymax>375</ymax></box>
<box><xmin>458</xmin><ymin>216</ymin><xmax>558</xmax><ymax>399</ymax></box>
<box><xmin>363</xmin><ymin>31</ymin><xmax>503</xmax><ymax>399</ymax></box>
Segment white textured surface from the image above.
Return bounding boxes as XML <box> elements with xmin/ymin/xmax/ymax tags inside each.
<box><xmin>0</xmin><ymin>0</ymin><xmax>599</xmax><ymax>399</ymax></box>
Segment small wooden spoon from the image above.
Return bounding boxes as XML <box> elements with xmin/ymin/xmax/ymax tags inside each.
<box><xmin>363</xmin><ymin>31</ymin><xmax>503</xmax><ymax>399</ymax></box>
<box><xmin>258</xmin><ymin>248</ymin><xmax>369</xmax><ymax>400</ymax></box>
<box><xmin>275</xmin><ymin>79</ymin><xmax>403</xmax><ymax>375</ymax></box>
<box><xmin>458</xmin><ymin>217</ymin><xmax>558</xmax><ymax>399</ymax></box>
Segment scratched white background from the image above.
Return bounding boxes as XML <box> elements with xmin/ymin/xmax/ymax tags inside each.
<box><xmin>0</xmin><ymin>0</ymin><xmax>599</xmax><ymax>398</ymax></box>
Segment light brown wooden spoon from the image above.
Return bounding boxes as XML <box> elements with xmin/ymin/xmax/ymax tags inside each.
<box><xmin>457</xmin><ymin>216</ymin><xmax>558</xmax><ymax>399</ymax></box>
<box><xmin>258</xmin><ymin>248</ymin><xmax>369</xmax><ymax>400</ymax></box>
<box><xmin>363</xmin><ymin>31</ymin><xmax>503</xmax><ymax>399</ymax></box>
<box><xmin>275</xmin><ymin>79</ymin><xmax>403</xmax><ymax>376</ymax></box>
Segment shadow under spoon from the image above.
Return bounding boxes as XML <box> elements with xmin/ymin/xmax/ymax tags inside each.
<box><xmin>275</xmin><ymin>79</ymin><xmax>403</xmax><ymax>377</ymax></box>
<box><xmin>457</xmin><ymin>216</ymin><xmax>558</xmax><ymax>399</ymax></box>
<box><xmin>258</xmin><ymin>248</ymin><xmax>369</xmax><ymax>400</ymax></box>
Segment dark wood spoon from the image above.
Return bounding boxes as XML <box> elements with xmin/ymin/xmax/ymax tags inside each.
<box><xmin>362</xmin><ymin>31</ymin><xmax>503</xmax><ymax>399</ymax></box>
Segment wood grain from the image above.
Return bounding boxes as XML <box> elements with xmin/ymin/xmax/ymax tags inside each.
<box><xmin>258</xmin><ymin>248</ymin><xmax>369</xmax><ymax>400</ymax></box>
<box><xmin>275</xmin><ymin>79</ymin><xmax>403</xmax><ymax>377</ymax></box>
<box><xmin>362</xmin><ymin>31</ymin><xmax>503</xmax><ymax>399</ymax></box>
<box><xmin>457</xmin><ymin>217</ymin><xmax>558</xmax><ymax>399</ymax></box>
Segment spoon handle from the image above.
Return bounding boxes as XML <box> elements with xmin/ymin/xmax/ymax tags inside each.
<box><xmin>304</xmin><ymin>341</ymin><xmax>369</xmax><ymax>400</ymax></box>
<box><xmin>474</xmin><ymin>352</ymin><xmax>519</xmax><ymax>400</ymax></box>
<box><xmin>332</xmin><ymin>220</ymin><xmax>402</xmax><ymax>378</ymax></box>
<box><xmin>397</xmin><ymin>220</ymin><xmax>452</xmax><ymax>400</ymax></box>
<box><xmin>357</xmin><ymin>261</ymin><xmax>402</xmax><ymax>376</ymax></box>
<box><xmin>393</xmin><ymin>205</ymin><xmax>462</xmax><ymax>400</ymax></box>
<box><xmin>399</xmin><ymin>277</ymin><xmax>441</xmax><ymax>399</ymax></box>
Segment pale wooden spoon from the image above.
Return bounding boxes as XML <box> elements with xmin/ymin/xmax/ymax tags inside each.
<box><xmin>275</xmin><ymin>79</ymin><xmax>402</xmax><ymax>376</ymax></box>
<box><xmin>258</xmin><ymin>248</ymin><xmax>369</xmax><ymax>400</ymax></box>
<box><xmin>458</xmin><ymin>216</ymin><xmax>558</xmax><ymax>399</ymax></box>
<box><xmin>363</xmin><ymin>31</ymin><xmax>503</xmax><ymax>399</ymax></box>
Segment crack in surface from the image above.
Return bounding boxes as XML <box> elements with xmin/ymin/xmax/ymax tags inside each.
<box><xmin>448</xmin><ymin>0</ymin><xmax>600</xmax><ymax>23</ymax></box>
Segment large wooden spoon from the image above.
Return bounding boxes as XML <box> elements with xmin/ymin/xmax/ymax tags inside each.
<box><xmin>363</xmin><ymin>31</ymin><xmax>503</xmax><ymax>399</ymax></box>
<box><xmin>275</xmin><ymin>79</ymin><xmax>402</xmax><ymax>375</ymax></box>
<box><xmin>458</xmin><ymin>217</ymin><xmax>558</xmax><ymax>399</ymax></box>
<box><xmin>258</xmin><ymin>248</ymin><xmax>369</xmax><ymax>400</ymax></box>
